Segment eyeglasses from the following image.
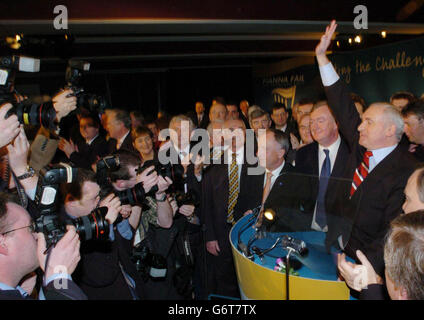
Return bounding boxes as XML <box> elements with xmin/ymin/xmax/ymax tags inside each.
<box><xmin>1</xmin><ymin>221</ymin><xmax>36</xmax><ymax>236</ymax></box>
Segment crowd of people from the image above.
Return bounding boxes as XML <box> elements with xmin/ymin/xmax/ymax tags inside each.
<box><xmin>0</xmin><ymin>20</ymin><xmax>424</xmax><ymax>300</ymax></box>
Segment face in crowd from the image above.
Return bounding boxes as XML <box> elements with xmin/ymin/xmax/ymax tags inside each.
<box><xmin>298</xmin><ymin>114</ymin><xmax>314</xmax><ymax>145</ymax></box>
<box><xmin>309</xmin><ymin>104</ymin><xmax>339</xmax><ymax>147</ymax></box>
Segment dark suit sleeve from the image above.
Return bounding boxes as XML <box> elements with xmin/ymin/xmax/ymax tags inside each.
<box><xmin>43</xmin><ymin>279</ymin><xmax>88</xmax><ymax>300</ymax></box>
<box><xmin>363</xmin><ymin>172</ymin><xmax>410</xmax><ymax>276</ymax></box>
<box><xmin>323</xmin><ymin>78</ymin><xmax>361</xmax><ymax>152</ymax></box>
<box><xmin>359</xmin><ymin>284</ymin><xmax>389</xmax><ymax>300</ymax></box>
<box><xmin>202</xmin><ymin>170</ymin><xmax>216</xmax><ymax>242</ymax></box>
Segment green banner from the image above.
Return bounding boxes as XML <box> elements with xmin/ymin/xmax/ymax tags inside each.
<box><xmin>254</xmin><ymin>37</ymin><xmax>424</xmax><ymax>111</ymax></box>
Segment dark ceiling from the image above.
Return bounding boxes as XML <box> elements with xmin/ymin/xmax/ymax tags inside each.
<box><xmin>1</xmin><ymin>0</ymin><xmax>424</xmax><ymax>73</ymax></box>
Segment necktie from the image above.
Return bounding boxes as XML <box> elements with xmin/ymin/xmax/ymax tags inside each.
<box><xmin>316</xmin><ymin>149</ymin><xmax>331</xmax><ymax>229</ymax></box>
<box><xmin>350</xmin><ymin>151</ymin><xmax>373</xmax><ymax>197</ymax></box>
<box><xmin>262</xmin><ymin>171</ymin><xmax>273</xmax><ymax>206</ymax></box>
<box><xmin>227</xmin><ymin>153</ymin><xmax>239</xmax><ymax>225</ymax></box>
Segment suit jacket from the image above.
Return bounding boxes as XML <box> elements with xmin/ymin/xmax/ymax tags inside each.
<box><xmin>188</xmin><ymin>111</ymin><xmax>209</xmax><ymax>129</ymax></box>
<box><xmin>69</xmin><ymin>135</ymin><xmax>109</xmax><ymax>169</ymax></box>
<box><xmin>234</xmin><ymin>161</ymin><xmax>307</xmax><ymax>232</ymax></box>
<box><xmin>0</xmin><ymin>280</ymin><xmax>87</xmax><ymax>300</ymax></box>
<box><xmin>294</xmin><ymin>139</ymin><xmax>351</xmax><ymax>223</ymax></box>
<box><xmin>108</xmin><ymin>131</ymin><xmax>137</xmax><ymax>155</ymax></box>
<box><xmin>324</xmin><ymin>78</ymin><xmax>418</xmax><ymax>276</ymax></box>
<box><xmin>202</xmin><ymin>148</ymin><xmax>259</xmax><ymax>251</ymax></box>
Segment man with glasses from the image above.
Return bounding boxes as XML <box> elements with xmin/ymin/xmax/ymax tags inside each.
<box><xmin>0</xmin><ymin>193</ymin><xmax>86</xmax><ymax>300</ymax></box>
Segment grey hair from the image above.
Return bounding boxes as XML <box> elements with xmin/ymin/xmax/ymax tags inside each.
<box><xmin>380</xmin><ymin>103</ymin><xmax>405</xmax><ymax>141</ymax></box>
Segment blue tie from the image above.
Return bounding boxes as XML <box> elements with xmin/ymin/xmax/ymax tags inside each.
<box><xmin>316</xmin><ymin>149</ymin><xmax>330</xmax><ymax>229</ymax></box>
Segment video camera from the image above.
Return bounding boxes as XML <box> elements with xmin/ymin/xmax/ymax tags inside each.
<box><xmin>34</xmin><ymin>163</ymin><xmax>109</xmax><ymax>247</ymax></box>
<box><xmin>65</xmin><ymin>59</ymin><xmax>108</xmax><ymax>114</ymax></box>
<box><xmin>0</xmin><ymin>55</ymin><xmax>58</xmax><ymax>130</ymax></box>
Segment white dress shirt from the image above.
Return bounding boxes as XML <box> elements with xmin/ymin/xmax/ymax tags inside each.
<box><xmin>263</xmin><ymin>161</ymin><xmax>285</xmax><ymax>191</ymax></box>
<box><xmin>311</xmin><ymin>135</ymin><xmax>341</xmax><ymax>232</ymax></box>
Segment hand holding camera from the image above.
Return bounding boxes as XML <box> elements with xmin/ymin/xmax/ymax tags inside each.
<box><xmin>156</xmin><ymin>175</ymin><xmax>173</xmax><ymax>197</ymax></box>
<box><xmin>136</xmin><ymin>165</ymin><xmax>158</xmax><ymax>194</ymax></box>
<box><xmin>0</xmin><ymin>103</ymin><xmax>20</xmax><ymax>148</ymax></box>
<box><xmin>99</xmin><ymin>193</ymin><xmax>122</xmax><ymax>224</ymax></box>
<box><xmin>37</xmin><ymin>225</ymin><xmax>81</xmax><ymax>280</ymax></box>
<box><xmin>52</xmin><ymin>89</ymin><xmax>77</xmax><ymax>122</ymax></box>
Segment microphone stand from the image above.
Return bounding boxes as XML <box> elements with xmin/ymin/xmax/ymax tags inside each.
<box><xmin>285</xmin><ymin>247</ymin><xmax>295</xmax><ymax>301</ymax></box>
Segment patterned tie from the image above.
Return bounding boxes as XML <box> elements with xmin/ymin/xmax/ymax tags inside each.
<box><xmin>316</xmin><ymin>149</ymin><xmax>331</xmax><ymax>228</ymax></box>
<box><xmin>227</xmin><ymin>153</ymin><xmax>239</xmax><ymax>225</ymax></box>
<box><xmin>350</xmin><ymin>151</ymin><xmax>373</xmax><ymax>197</ymax></box>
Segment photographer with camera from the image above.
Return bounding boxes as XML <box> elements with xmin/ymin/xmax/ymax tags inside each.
<box><xmin>60</xmin><ymin>167</ymin><xmax>147</xmax><ymax>300</ymax></box>
<box><xmin>0</xmin><ymin>192</ymin><xmax>86</xmax><ymax>300</ymax></box>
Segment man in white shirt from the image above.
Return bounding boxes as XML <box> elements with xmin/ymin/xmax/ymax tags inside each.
<box><xmin>316</xmin><ymin>20</ymin><xmax>418</xmax><ymax>276</ymax></box>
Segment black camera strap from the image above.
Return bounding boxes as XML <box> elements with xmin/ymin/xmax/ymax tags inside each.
<box><xmin>11</xmin><ymin>171</ymin><xmax>28</xmax><ymax>209</ymax></box>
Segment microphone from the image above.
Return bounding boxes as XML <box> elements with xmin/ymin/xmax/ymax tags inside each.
<box><xmin>237</xmin><ymin>205</ymin><xmax>262</xmax><ymax>257</ymax></box>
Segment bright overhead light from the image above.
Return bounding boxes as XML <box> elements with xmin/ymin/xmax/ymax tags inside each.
<box><xmin>354</xmin><ymin>35</ymin><xmax>362</xmax><ymax>43</ymax></box>
<box><xmin>381</xmin><ymin>30</ymin><xmax>387</xmax><ymax>38</ymax></box>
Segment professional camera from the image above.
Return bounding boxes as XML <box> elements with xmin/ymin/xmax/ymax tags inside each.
<box><xmin>34</xmin><ymin>206</ymin><xmax>109</xmax><ymax>248</ymax></box>
<box><xmin>95</xmin><ymin>154</ymin><xmax>146</xmax><ymax>207</ymax></box>
<box><xmin>0</xmin><ymin>55</ymin><xmax>58</xmax><ymax>129</ymax></box>
<box><xmin>33</xmin><ymin>163</ymin><xmax>110</xmax><ymax>247</ymax></box>
<box><xmin>131</xmin><ymin>243</ymin><xmax>168</xmax><ymax>282</ymax></box>
<box><xmin>95</xmin><ymin>155</ymin><xmax>120</xmax><ymax>191</ymax></box>
<box><xmin>65</xmin><ymin>59</ymin><xmax>108</xmax><ymax>113</ymax></box>
<box><xmin>115</xmin><ymin>182</ymin><xmax>146</xmax><ymax>206</ymax></box>
<box><xmin>137</xmin><ymin>159</ymin><xmax>184</xmax><ymax>195</ymax></box>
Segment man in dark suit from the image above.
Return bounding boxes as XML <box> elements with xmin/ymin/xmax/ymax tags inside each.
<box><xmin>105</xmin><ymin>108</ymin><xmax>137</xmax><ymax>154</ymax></box>
<box><xmin>235</xmin><ymin>128</ymin><xmax>304</xmax><ymax>232</ymax></box>
<box><xmin>202</xmin><ymin>118</ymin><xmax>257</xmax><ymax>298</ymax></box>
<box><xmin>316</xmin><ymin>20</ymin><xmax>418</xmax><ymax>276</ymax></box>
<box><xmin>59</xmin><ymin>114</ymin><xmax>109</xmax><ymax>170</ymax></box>
<box><xmin>295</xmin><ymin>100</ymin><xmax>350</xmax><ymax>232</ymax></box>
<box><xmin>239</xmin><ymin>99</ymin><xmax>251</xmax><ymax>129</ymax></box>
<box><xmin>0</xmin><ymin>193</ymin><xmax>86</xmax><ymax>300</ymax></box>
<box><xmin>401</xmin><ymin>99</ymin><xmax>424</xmax><ymax>162</ymax></box>
<box><xmin>189</xmin><ymin>101</ymin><xmax>209</xmax><ymax>129</ymax></box>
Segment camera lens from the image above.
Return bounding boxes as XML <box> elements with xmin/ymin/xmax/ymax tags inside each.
<box><xmin>116</xmin><ymin>182</ymin><xmax>145</xmax><ymax>206</ymax></box>
<box><xmin>5</xmin><ymin>100</ymin><xmax>57</xmax><ymax>129</ymax></box>
<box><xmin>73</xmin><ymin>207</ymin><xmax>109</xmax><ymax>241</ymax></box>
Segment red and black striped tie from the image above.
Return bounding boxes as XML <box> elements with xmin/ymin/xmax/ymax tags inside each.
<box><xmin>350</xmin><ymin>151</ymin><xmax>373</xmax><ymax>197</ymax></box>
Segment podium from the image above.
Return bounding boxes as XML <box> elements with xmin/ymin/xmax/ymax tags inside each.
<box><xmin>230</xmin><ymin>214</ymin><xmax>351</xmax><ymax>300</ymax></box>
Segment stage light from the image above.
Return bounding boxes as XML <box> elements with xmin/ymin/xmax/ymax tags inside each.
<box><xmin>336</xmin><ymin>41</ymin><xmax>340</xmax><ymax>47</ymax></box>
<box><xmin>381</xmin><ymin>31</ymin><xmax>387</xmax><ymax>38</ymax></box>
<box><xmin>264</xmin><ymin>209</ymin><xmax>275</xmax><ymax>222</ymax></box>
<box><xmin>348</xmin><ymin>38</ymin><xmax>352</xmax><ymax>44</ymax></box>
<box><xmin>354</xmin><ymin>35</ymin><xmax>361</xmax><ymax>43</ymax></box>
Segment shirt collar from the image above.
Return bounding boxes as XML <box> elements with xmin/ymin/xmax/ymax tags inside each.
<box><xmin>86</xmin><ymin>134</ymin><xmax>99</xmax><ymax>146</ymax></box>
<box><xmin>226</xmin><ymin>146</ymin><xmax>244</xmax><ymax>164</ymax></box>
<box><xmin>370</xmin><ymin>144</ymin><xmax>398</xmax><ymax>164</ymax></box>
<box><xmin>0</xmin><ymin>282</ymin><xmax>28</xmax><ymax>296</ymax></box>
<box><xmin>266</xmin><ymin>161</ymin><xmax>285</xmax><ymax>177</ymax></box>
<box><xmin>318</xmin><ymin>135</ymin><xmax>341</xmax><ymax>155</ymax></box>
<box><xmin>118</xmin><ymin>130</ymin><xmax>130</xmax><ymax>146</ymax></box>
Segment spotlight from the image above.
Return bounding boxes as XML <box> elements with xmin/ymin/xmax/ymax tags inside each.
<box><xmin>348</xmin><ymin>37</ymin><xmax>352</xmax><ymax>44</ymax></box>
<box><xmin>354</xmin><ymin>35</ymin><xmax>361</xmax><ymax>43</ymax></box>
<box><xmin>381</xmin><ymin>30</ymin><xmax>387</xmax><ymax>38</ymax></box>
<box><xmin>262</xmin><ymin>208</ymin><xmax>277</xmax><ymax>231</ymax></box>
<box><xmin>336</xmin><ymin>40</ymin><xmax>340</xmax><ymax>47</ymax></box>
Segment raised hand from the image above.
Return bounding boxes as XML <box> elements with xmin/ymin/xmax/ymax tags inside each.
<box><xmin>315</xmin><ymin>20</ymin><xmax>338</xmax><ymax>65</ymax></box>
